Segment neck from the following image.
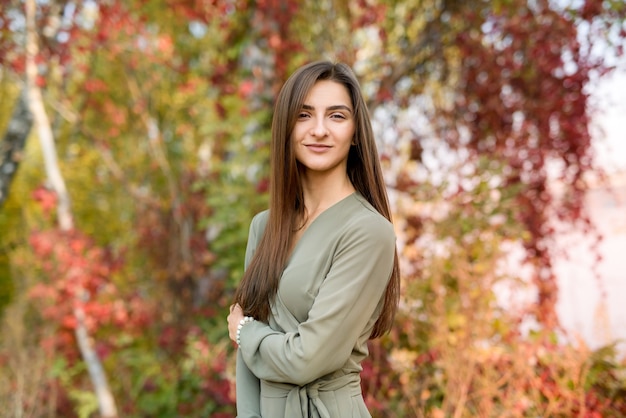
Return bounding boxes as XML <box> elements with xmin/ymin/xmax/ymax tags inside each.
<box><xmin>300</xmin><ymin>170</ymin><xmax>355</xmax><ymax>216</ymax></box>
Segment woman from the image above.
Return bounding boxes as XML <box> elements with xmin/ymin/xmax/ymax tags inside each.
<box><xmin>227</xmin><ymin>60</ymin><xmax>400</xmax><ymax>417</ymax></box>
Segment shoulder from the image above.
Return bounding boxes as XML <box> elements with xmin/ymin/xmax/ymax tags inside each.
<box><xmin>342</xmin><ymin>194</ymin><xmax>395</xmax><ymax>243</ymax></box>
<box><xmin>245</xmin><ymin>210</ymin><xmax>269</xmax><ymax>249</ymax></box>
<box><xmin>250</xmin><ymin>209</ymin><xmax>269</xmax><ymax>232</ymax></box>
<box><xmin>350</xmin><ymin>193</ymin><xmax>394</xmax><ymax>231</ymax></box>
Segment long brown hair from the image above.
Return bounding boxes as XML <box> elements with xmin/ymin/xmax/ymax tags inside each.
<box><xmin>234</xmin><ymin>60</ymin><xmax>400</xmax><ymax>339</ymax></box>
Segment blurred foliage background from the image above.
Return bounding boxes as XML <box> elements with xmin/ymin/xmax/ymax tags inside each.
<box><xmin>1</xmin><ymin>0</ymin><xmax>625</xmax><ymax>417</ymax></box>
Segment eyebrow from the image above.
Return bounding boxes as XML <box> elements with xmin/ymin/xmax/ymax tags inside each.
<box><xmin>302</xmin><ymin>104</ymin><xmax>353</xmax><ymax>113</ymax></box>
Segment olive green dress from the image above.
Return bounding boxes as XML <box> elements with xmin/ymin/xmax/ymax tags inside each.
<box><xmin>236</xmin><ymin>192</ymin><xmax>396</xmax><ymax>418</ymax></box>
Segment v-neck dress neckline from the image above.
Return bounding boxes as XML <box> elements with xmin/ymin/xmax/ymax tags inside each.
<box><xmin>288</xmin><ymin>192</ymin><xmax>357</xmax><ymax>262</ymax></box>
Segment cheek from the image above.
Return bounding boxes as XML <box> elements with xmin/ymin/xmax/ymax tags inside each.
<box><xmin>344</xmin><ymin>126</ymin><xmax>356</xmax><ymax>143</ymax></box>
<box><xmin>291</xmin><ymin>125</ymin><xmax>303</xmax><ymax>142</ymax></box>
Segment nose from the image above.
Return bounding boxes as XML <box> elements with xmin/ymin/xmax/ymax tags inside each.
<box><xmin>310</xmin><ymin>118</ymin><xmax>328</xmax><ymax>137</ymax></box>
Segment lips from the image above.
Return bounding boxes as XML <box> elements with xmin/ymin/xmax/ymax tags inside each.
<box><xmin>305</xmin><ymin>144</ymin><xmax>332</xmax><ymax>152</ymax></box>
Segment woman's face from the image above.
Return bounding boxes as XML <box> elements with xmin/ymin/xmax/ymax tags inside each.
<box><xmin>291</xmin><ymin>80</ymin><xmax>356</xmax><ymax>177</ymax></box>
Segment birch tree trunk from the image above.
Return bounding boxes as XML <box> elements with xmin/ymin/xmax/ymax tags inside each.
<box><xmin>25</xmin><ymin>1</ymin><xmax>118</xmax><ymax>416</ymax></box>
<box><xmin>0</xmin><ymin>89</ymin><xmax>32</xmax><ymax>207</ymax></box>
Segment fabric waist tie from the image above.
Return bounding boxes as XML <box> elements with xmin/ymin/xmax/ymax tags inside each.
<box><xmin>261</xmin><ymin>373</ymin><xmax>361</xmax><ymax>418</ymax></box>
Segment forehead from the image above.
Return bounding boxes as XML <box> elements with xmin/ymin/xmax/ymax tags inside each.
<box><xmin>303</xmin><ymin>80</ymin><xmax>352</xmax><ymax>108</ymax></box>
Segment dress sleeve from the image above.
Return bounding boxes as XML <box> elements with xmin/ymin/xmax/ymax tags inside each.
<box><xmin>235</xmin><ymin>349</ymin><xmax>261</xmax><ymax>417</ymax></box>
<box><xmin>238</xmin><ymin>217</ymin><xmax>396</xmax><ymax>386</ymax></box>
<box><xmin>235</xmin><ymin>214</ymin><xmax>264</xmax><ymax>417</ymax></box>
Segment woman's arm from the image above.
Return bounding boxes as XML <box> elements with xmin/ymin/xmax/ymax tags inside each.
<box><xmin>235</xmin><ymin>349</ymin><xmax>261</xmax><ymax>417</ymax></box>
<box><xmin>231</xmin><ymin>213</ymin><xmax>267</xmax><ymax>416</ymax></box>
<box><xmin>238</xmin><ymin>216</ymin><xmax>395</xmax><ymax>386</ymax></box>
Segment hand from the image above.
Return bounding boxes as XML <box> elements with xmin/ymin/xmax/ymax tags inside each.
<box><xmin>227</xmin><ymin>303</ymin><xmax>244</xmax><ymax>343</ymax></box>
